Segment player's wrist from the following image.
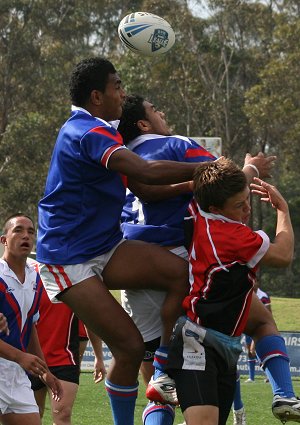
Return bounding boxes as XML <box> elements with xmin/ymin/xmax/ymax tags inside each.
<box><xmin>243</xmin><ymin>164</ymin><xmax>260</xmax><ymax>177</ymax></box>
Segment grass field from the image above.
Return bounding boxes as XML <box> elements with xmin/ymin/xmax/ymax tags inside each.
<box><xmin>42</xmin><ymin>373</ymin><xmax>300</xmax><ymax>424</ymax></box>
<box><xmin>41</xmin><ymin>296</ymin><xmax>300</xmax><ymax>424</ymax></box>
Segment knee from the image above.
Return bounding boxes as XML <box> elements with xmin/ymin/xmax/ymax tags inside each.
<box><xmin>52</xmin><ymin>404</ymin><xmax>72</xmax><ymax>424</ymax></box>
<box><xmin>113</xmin><ymin>334</ymin><xmax>145</xmax><ymax>367</ymax></box>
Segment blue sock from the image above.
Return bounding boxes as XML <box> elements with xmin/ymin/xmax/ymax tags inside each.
<box><xmin>143</xmin><ymin>401</ymin><xmax>175</xmax><ymax>425</ymax></box>
<box><xmin>105</xmin><ymin>379</ymin><xmax>139</xmax><ymax>425</ymax></box>
<box><xmin>248</xmin><ymin>357</ymin><xmax>256</xmax><ymax>380</ymax></box>
<box><xmin>233</xmin><ymin>373</ymin><xmax>244</xmax><ymax>410</ymax></box>
<box><xmin>255</xmin><ymin>335</ymin><xmax>294</xmax><ymax>398</ymax></box>
<box><xmin>153</xmin><ymin>346</ymin><xmax>169</xmax><ymax>375</ymax></box>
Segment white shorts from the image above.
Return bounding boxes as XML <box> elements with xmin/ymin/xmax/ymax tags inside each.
<box><xmin>38</xmin><ymin>240</ymin><xmax>124</xmax><ymax>302</ymax></box>
<box><xmin>0</xmin><ymin>359</ymin><xmax>39</xmax><ymax>415</ymax></box>
<box><xmin>121</xmin><ymin>245</ymin><xmax>188</xmax><ymax>342</ymax></box>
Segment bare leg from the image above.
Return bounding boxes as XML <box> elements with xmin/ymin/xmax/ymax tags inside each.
<box><xmin>33</xmin><ymin>386</ymin><xmax>48</xmax><ymax>418</ymax></box>
<box><xmin>245</xmin><ymin>292</ymin><xmax>279</xmax><ymax>341</ymax></box>
<box><xmin>48</xmin><ymin>381</ymin><xmax>78</xmax><ymax>425</ymax></box>
<box><xmin>59</xmin><ymin>276</ymin><xmax>144</xmax><ymax>385</ymax></box>
<box><xmin>102</xmin><ymin>240</ymin><xmax>189</xmax><ymax>344</ymax></box>
<box><xmin>0</xmin><ymin>413</ymin><xmax>41</xmax><ymax>425</ymax></box>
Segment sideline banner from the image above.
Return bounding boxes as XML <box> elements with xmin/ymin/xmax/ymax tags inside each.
<box><xmin>237</xmin><ymin>332</ymin><xmax>300</xmax><ymax>377</ymax></box>
<box><xmin>81</xmin><ymin>332</ymin><xmax>300</xmax><ymax>377</ymax></box>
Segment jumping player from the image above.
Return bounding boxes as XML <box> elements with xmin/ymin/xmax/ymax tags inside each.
<box><xmin>0</xmin><ymin>214</ymin><xmax>62</xmax><ymax>425</ymax></box>
<box><xmin>36</xmin><ymin>57</ymin><xmax>217</xmax><ymax>425</ymax></box>
<box><xmin>166</xmin><ymin>159</ymin><xmax>295</xmax><ymax>425</ymax></box>
<box><xmin>118</xmin><ymin>94</ymin><xmax>299</xmax><ymax>425</ymax></box>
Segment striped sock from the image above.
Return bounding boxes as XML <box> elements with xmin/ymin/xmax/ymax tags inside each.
<box><xmin>256</xmin><ymin>335</ymin><xmax>294</xmax><ymax>398</ymax></box>
<box><xmin>153</xmin><ymin>345</ymin><xmax>169</xmax><ymax>373</ymax></box>
<box><xmin>105</xmin><ymin>379</ymin><xmax>139</xmax><ymax>425</ymax></box>
<box><xmin>143</xmin><ymin>401</ymin><xmax>175</xmax><ymax>425</ymax></box>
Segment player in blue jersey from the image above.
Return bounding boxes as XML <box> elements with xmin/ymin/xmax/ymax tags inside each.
<box><xmin>0</xmin><ymin>214</ymin><xmax>62</xmax><ymax>425</ymax></box>
<box><xmin>36</xmin><ymin>57</ymin><xmax>222</xmax><ymax>425</ymax></box>
<box><xmin>118</xmin><ymin>94</ymin><xmax>299</xmax><ymax>425</ymax></box>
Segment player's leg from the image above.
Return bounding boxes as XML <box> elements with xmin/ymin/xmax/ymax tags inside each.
<box><xmin>57</xmin><ymin>277</ymin><xmax>143</xmax><ymax>425</ymax></box>
<box><xmin>30</xmin><ymin>376</ymin><xmax>47</xmax><ymax>418</ymax></box>
<box><xmin>102</xmin><ymin>240</ymin><xmax>189</xmax><ymax>345</ymax></box>
<box><xmin>48</xmin><ymin>380</ymin><xmax>78</xmax><ymax>425</ymax></box>
<box><xmin>32</xmin><ymin>387</ymin><xmax>47</xmax><ymax>418</ymax></box>
<box><xmin>244</xmin><ymin>335</ymin><xmax>256</xmax><ymax>383</ymax></box>
<box><xmin>104</xmin><ymin>240</ymin><xmax>188</xmax><ymax>406</ymax></box>
<box><xmin>232</xmin><ymin>372</ymin><xmax>246</xmax><ymax>425</ymax></box>
<box><xmin>0</xmin><ymin>412</ymin><xmax>41</xmax><ymax>425</ymax></box>
<box><xmin>245</xmin><ymin>292</ymin><xmax>300</xmax><ymax>422</ymax></box>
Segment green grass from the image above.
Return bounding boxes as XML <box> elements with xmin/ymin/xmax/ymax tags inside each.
<box><xmin>271</xmin><ymin>297</ymin><xmax>300</xmax><ymax>331</ymax></box>
<box><xmin>41</xmin><ymin>373</ymin><xmax>300</xmax><ymax>425</ymax></box>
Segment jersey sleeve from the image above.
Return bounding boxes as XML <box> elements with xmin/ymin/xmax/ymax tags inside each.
<box><xmin>227</xmin><ymin>225</ymin><xmax>270</xmax><ymax>268</ymax></box>
<box><xmin>159</xmin><ymin>136</ymin><xmax>216</xmax><ymax>163</ymax></box>
<box><xmin>82</xmin><ymin>125</ymin><xmax>127</xmax><ymax>168</ymax></box>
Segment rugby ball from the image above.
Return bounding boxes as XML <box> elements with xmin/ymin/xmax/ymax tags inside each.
<box><xmin>118</xmin><ymin>12</ymin><xmax>175</xmax><ymax>56</ymax></box>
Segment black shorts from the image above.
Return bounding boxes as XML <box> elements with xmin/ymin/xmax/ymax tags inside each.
<box><xmin>166</xmin><ymin>317</ymin><xmax>242</xmax><ymax>425</ymax></box>
<box><xmin>30</xmin><ymin>364</ymin><xmax>80</xmax><ymax>391</ymax></box>
<box><xmin>143</xmin><ymin>337</ymin><xmax>161</xmax><ymax>362</ymax></box>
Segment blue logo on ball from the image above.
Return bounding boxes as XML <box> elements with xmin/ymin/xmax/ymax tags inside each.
<box><xmin>148</xmin><ymin>29</ymin><xmax>169</xmax><ymax>52</ymax></box>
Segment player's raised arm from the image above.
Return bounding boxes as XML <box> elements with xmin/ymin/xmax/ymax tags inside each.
<box><xmin>251</xmin><ymin>177</ymin><xmax>294</xmax><ymax>267</ymax></box>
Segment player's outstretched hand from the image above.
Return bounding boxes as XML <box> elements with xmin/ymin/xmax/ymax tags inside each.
<box><xmin>17</xmin><ymin>352</ymin><xmax>48</xmax><ymax>377</ymax></box>
<box><xmin>250</xmin><ymin>177</ymin><xmax>289</xmax><ymax>212</ymax></box>
<box><xmin>93</xmin><ymin>358</ymin><xmax>107</xmax><ymax>384</ymax></box>
<box><xmin>244</xmin><ymin>152</ymin><xmax>277</xmax><ymax>179</ymax></box>
<box><xmin>40</xmin><ymin>371</ymin><xmax>63</xmax><ymax>401</ymax></box>
<box><xmin>0</xmin><ymin>313</ymin><xmax>9</xmax><ymax>335</ymax></box>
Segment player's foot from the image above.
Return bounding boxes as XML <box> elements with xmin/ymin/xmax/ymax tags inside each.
<box><xmin>146</xmin><ymin>372</ymin><xmax>178</xmax><ymax>405</ymax></box>
<box><xmin>272</xmin><ymin>395</ymin><xmax>300</xmax><ymax>423</ymax></box>
<box><xmin>244</xmin><ymin>378</ymin><xmax>255</xmax><ymax>383</ymax></box>
<box><xmin>233</xmin><ymin>407</ymin><xmax>247</xmax><ymax>425</ymax></box>
<box><xmin>264</xmin><ymin>378</ymin><xmax>270</xmax><ymax>383</ymax></box>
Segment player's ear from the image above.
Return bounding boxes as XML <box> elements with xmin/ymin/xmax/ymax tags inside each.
<box><xmin>0</xmin><ymin>235</ymin><xmax>7</xmax><ymax>246</ymax></box>
<box><xmin>136</xmin><ymin>119</ymin><xmax>151</xmax><ymax>132</ymax></box>
<box><xmin>90</xmin><ymin>89</ymin><xmax>103</xmax><ymax>106</ymax></box>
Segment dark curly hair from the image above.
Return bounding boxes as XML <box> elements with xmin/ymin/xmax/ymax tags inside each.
<box><xmin>117</xmin><ymin>95</ymin><xmax>146</xmax><ymax>145</ymax></box>
<box><xmin>69</xmin><ymin>57</ymin><xmax>116</xmax><ymax>107</ymax></box>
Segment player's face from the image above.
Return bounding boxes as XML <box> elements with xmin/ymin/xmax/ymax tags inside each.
<box><xmin>213</xmin><ymin>186</ymin><xmax>251</xmax><ymax>224</ymax></box>
<box><xmin>143</xmin><ymin>101</ymin><xmax>172</xmax><ymax>135</ymax></box>
<box><xmin>101</xmin><ymin>73</ymin><xmax>126</xmax><ymax>121</ymax></box>
<box><xmin>1</xmin><ymin>217</ymin><xmax>35</xmax><ymax>258</ymax></box>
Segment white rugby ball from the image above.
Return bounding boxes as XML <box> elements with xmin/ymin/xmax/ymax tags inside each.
<box><xmin>118</xmin><ymin>12</ymin><xmax>175</xmax><ymax>56</ymax></box>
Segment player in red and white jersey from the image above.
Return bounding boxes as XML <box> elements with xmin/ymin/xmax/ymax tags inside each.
<box><xmin>166</xmin><ymin>158</ymin><xmax>296</xmax><ymax>425</ymax></box>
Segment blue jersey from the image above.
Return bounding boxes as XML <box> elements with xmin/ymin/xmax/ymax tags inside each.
<box><xmin>0</xmin><ymin>260</ymin><xmax>43</xmax><ymax>352</ymax></box>
<box><xmin>37</xmin><ymin>108</ymin><xmax>127</xmax><ymax>264</ymax></box>
<box><xmin>121</xmin><ymin>134</ymin><xmax>215</xmax><ymax>246</ymax></box>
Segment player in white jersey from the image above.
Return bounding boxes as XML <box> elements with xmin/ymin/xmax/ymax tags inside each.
<box><xmin>0</xmin><ymin>214</ymin><xmax>62</xmax><ymax>425</ymax></box>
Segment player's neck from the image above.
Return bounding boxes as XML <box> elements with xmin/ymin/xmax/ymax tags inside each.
<box><xmin>2</xmin><ymin>254</ymin><xmax>27</xmax><ymax>283</ymax></box>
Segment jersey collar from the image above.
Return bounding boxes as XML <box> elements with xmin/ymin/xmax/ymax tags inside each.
<box><xmin>71</xmin><ymin>105</ymin><xmax>115</xmax><ymax>128</ymax></box>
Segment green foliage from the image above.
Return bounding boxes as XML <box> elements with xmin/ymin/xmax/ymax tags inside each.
<box><xmin>0</xmin><ymin>0</ymin><xmax>300</xmax><ymax>294</ymax></box>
